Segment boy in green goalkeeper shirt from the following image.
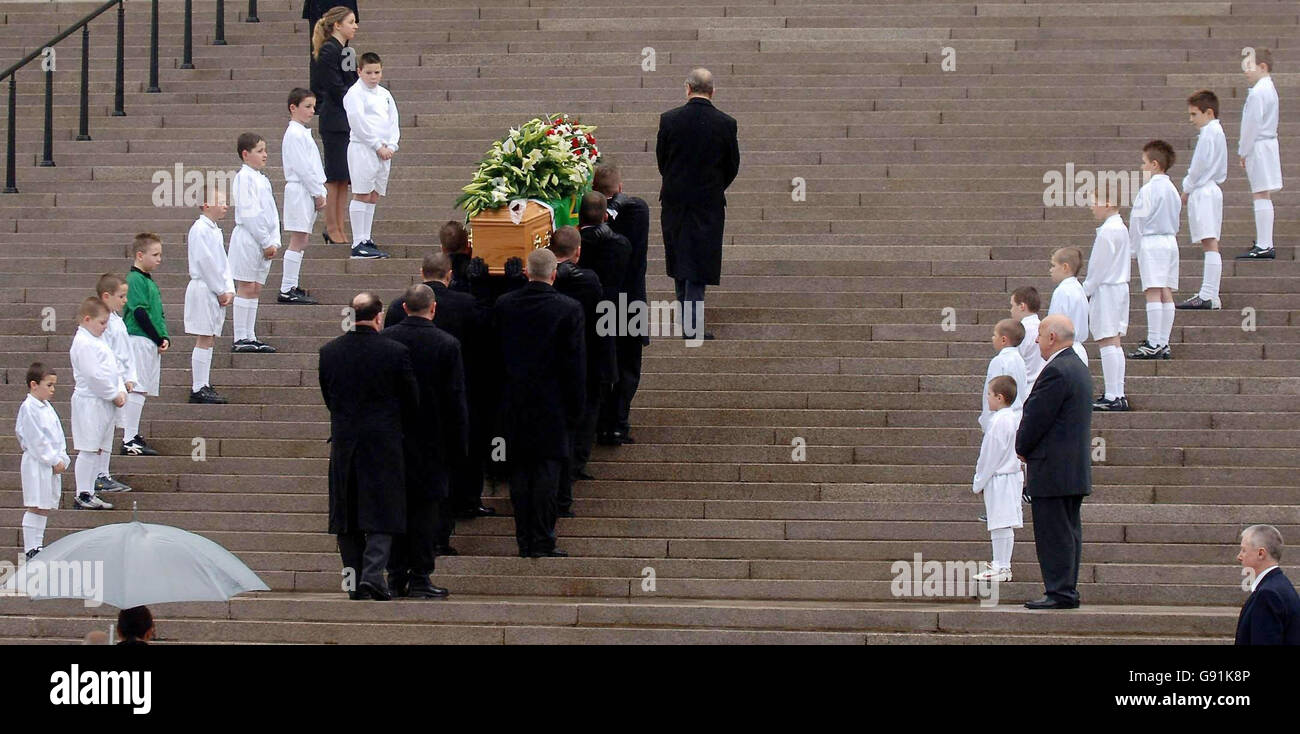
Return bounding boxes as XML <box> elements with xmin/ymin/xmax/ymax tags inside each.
<box><xmin>121</xmin><ymin>233</ymin><xmax>169</xmax><ymax>457</ymax></box>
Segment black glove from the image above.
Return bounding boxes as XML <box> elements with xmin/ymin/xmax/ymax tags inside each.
<box><xmin>466</xmin><ymin>257</ymin><xmax>489</xmax><ymax>281</ymax></box>
<box><xmin>503</xmin><ymin>256</ymin><xmax>524</xmax><ymax>281</ymax></box>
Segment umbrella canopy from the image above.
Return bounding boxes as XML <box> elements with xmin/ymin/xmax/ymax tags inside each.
<box><xmin>19</xmin><ymin>520</ymin><xmax>269</xmax><ymax>608</ymax></box>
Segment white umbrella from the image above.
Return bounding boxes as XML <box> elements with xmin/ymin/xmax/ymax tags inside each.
<box><xmin>18</xmin><ymin>510</ymin><xmax>268</xmax><ymax>608</ymax></box>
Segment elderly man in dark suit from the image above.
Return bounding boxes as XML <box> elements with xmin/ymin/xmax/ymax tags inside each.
<box><xmin>656</xmin><ymin>67</ymin><xmax>740</xmax><ymax>341</ymax></box>
<box><xmin>1016</xmin><ymin>314</ymin><xmax>1093</xmax><ymax>610</ymax></box>
<box><xmin>493</xmin><ymin>249</ymin><xmax>586</xmax><ymax>557</ymax></box>
<box><xmin>319</xmin><ymin>292</ymin><xmax>419</xmax><ymax>600</ymax></box>
<box><xmin>382</xmin><ymin>284</ymin><xmax>468</xmax><ymax>599</ymax></box>
<box><xmin>1236</xmin><ymin>524</ymin><xmax>1300</xmax><ymax>645</ymax></box>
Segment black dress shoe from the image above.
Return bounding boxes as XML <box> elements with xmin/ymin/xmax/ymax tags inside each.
<box><xmin>596</xmin><ymin>432</ymin><xmax>621</xmax><ymax>446</ymax></box>
<box><xmin>574</xmin><ymin>470</ymin><xmax>595</xmax><ymax>481</ymax></box>
<box><xmin>455</xmin><ymin>506</ymin><xmax>497</xmax><ymax>520</ymax></box>
<box><xmin>530</xmin><ymin>549</ymin><xmax>568</xmax><ymax>558</ymax></box>
<box><xmin>557</xmin><ymin>509</ymin><xmax>576</xmax><ymax>518</ymax></box>
<box><xmin>355</xmin><ymin>581</ymin><xmax>391</xmax><ymax>601</ymax></box>
<box><xmin>387</xmin><ymin>573</ymin><xmax>410</xmax><ymax>598</ymax></box>
<box><xmin>615</xmin><ymin>433</ymin><xmax>636</xmax><ymax>445</ymax></box>
<box><xmin>407</xmin><ymin>577</ymin><xmax>450</xmax><ymax>599</ymax></box>
<box><xmin>433</xmin><ymin>545</ymin><xmax>459</xmax><ymax>557</ymax></box>
<box><xmin>518</xmin><ymin>549</ymin><xmax>531</xmax><ymax>558</ymax></box>
<box><xmin>1024</xmin><ymin>596</ymin><xmax>1079</xmax><ymax>610</ymax></box>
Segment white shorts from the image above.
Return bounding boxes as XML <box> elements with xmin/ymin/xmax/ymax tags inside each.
<box><xmin>71</xmin><ymin>394</ymin><xmax>116</xmax><ymax>452</ymax></box>
<box><xmin>1244</xmin><ymin>138</ymin><xmax>1283</xmax><ymax>193</ymax></box>
<box><xmin>21</xmin><ymin>454</ymin><xmax>64</xmax><ymax>510</ymax></box>
<box><xmin>982</xmin><ymin>472</ymin><xmax>1024</xmax><ymax>531</ymax></box>
<box><xmin>229</xmin><ymin>227</ymin><xmax>274</xmax><ymax>284</ymax></box>
<box><xmin>1186</xmin><ymin>184</ymin><xmax>1222</xmax><ymax>243</ymax></box>
<box><xmin>283</xmin><ymin>182</ymin><xmax>319</xmax><ymax>234</ymax></box>
<box><xmin>1089</xmin><ymin>283</ymin><xmax>1130</xmax><ymax>340</ymax></box>
<box><xmin>129</xmin><ymin>334</ymin><xmax>161</xmax><ymax>396</ymax></box>
<box><xmin>184</xmin><ymin>279</ymin><xmax>227</xmax><ymax>336</ymax></box>
<box><xmin>347</xmin><ymin>142</ymin><xmax>390</xmax><ymax>196</ymax></box>
<box><xmin>1137</xmin><ymin>234</ymin><xmax>1179</xmax><ymax>291</ymax></box>
<box><xmin>1071</xmin><ymin>341</ymin><xmax>1088</xmax><ymax>366</ymax></box>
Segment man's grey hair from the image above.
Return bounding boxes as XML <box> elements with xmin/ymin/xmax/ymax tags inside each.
<box><xmin>686</xmin><ymin>68</ymin><xmax>714</xmax><ymax>96</ymax></box>
<box><xmin>1044</xmin><ymin>317</ymin><xmax>1074</xmax><ymax>343</ymax></box>
<box><xmin>526</xmin><ymin>248</ymin><xmax>557</xmax><ymax>281</ymax></box>
<box><xmin>403</xmin><ymin>283</ymin><xmax>435</xmax><ymax>313</ymax></box>
<box><xmin>1244</xmin><ymin>524</ymin><xmax>1284</xmax><ymax>562</ymax></box>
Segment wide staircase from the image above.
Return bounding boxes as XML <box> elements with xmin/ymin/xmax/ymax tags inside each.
<box><xmin>0</xmin><ymin>0</ymin><xmax>1295</xmax><ymax>643</ymax></box>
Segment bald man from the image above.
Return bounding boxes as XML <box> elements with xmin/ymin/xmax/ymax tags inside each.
<box><xmin>1016</xmin><ymin>314</ymin><xmax>1094</xmax><ymax>609</ymax></box>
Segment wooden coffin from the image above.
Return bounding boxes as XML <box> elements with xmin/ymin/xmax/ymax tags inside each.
<box><xmin>468</xmin><ymin>202</ymin><xmax>553</xmax><ymax>274</ymax></box>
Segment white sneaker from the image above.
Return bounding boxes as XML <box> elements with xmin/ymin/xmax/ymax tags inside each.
<box><xmin>74</xmin><ymin>493</ymin><xmax>113</xmax><ymax>510</ymax></box>
<box><xmin>973</xmin><ymin>567</ymin><xmax>1012</xmax><ymax>582</ymax></box>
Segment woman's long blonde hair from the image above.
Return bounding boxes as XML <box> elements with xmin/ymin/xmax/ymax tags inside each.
<box><xmin>311</xmin><ymin>7</ymin><xmax>355</xmax><ymax>60</ymax></box>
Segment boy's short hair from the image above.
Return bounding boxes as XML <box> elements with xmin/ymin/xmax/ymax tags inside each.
<box><xmin>592</xmin><ymin>165</ymin><xmax>621</xmax><ymax>196</ymax></box>
<box><xmin>1093</xmin><ymin>174</ymin><xmax>1121</xmax><ymax>208</ymax></box>
<box><xmin>287</xmin><ymin>87</ymin><xmax>315</xmax><ymax>110</ymax></box>
<box><xmin>1052</xmin><ymin>246</ymin><xmax>1084</xmax><ymax>276</ymax></box>
<box><xmin>359</xmin><ymin>52</ymin><xmax>382</xmax><ymax>69</ymax></box>
<box><xmin>1011</xmin><ymin>286</ymin><xmax>1041</xmax><ymax>313</ymax></box>
<box><xmin>1142</xmin><ymin>139</ymin><xmax>1175</xmax><ymax>173</ymax></box>
<box><xmin>26</xmin><ymin>362</ymin><xmax>52</xmax><ymax>388</ymax></box>
<box><xmin>1186</xmin><ymin>89</ymin><xmax>1219</xmax><ymax>118</ymax></box>
<box><xmin>95</xmin><ymin>272</ymin><xmax>126</xmax><ymax>298</ymax></box>
<box><xmin>403</xmin><ymin>284</ymin><xmax>435</xmax><ymax>313</ymax></box>
<box><xmin>995</xmin><ymin>318</ymin><xmax>1026</xmax><ymax>345</ymax></box>
<box><xmin>237</xmin><ymin>132</ymin><xmax>264</xmax><ymax>159</ymax></box>
<box><xmin>989</xmin><ymin>375</ymin><xmax>1018</xmax><ymax>405</ymax></box>
<box><xmin>548</xmin><ymin>226</ymin><xmax>580</xmax><ymax>257</ymax></box>
<box><xmin>1252</xmin><ymin>48</ymin><xmax>1274</xmax><ymax>73</ymax></box>
<box><xmin>132</xmin><ymin>232</ymin><xmax>161</xmax><ymax>257</ymax></box>
<box><xmin>117</xmin><ymin>606</ymin><xmax>153</xmax><ymax>641</ymax></box>
<box><xmin>439</xmin><ymin>221</ymin><xmax>469</xmax><ymax>253</ymax></box>
<box><xmin>578</xmin><ymin>191</ymin><xmax>607</xmax><ymax>226</ymax></box>
<box><xmin>78</xmin><ymin>296</ymin><xmax>108</xmax><ymax>321</ymax></box>
<box><xmin>421</xmin><ymin>252</ymin><xmax>452</xmax><ymax>279</ymax></box>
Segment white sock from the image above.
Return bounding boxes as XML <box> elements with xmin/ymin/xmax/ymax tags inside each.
<box><xmin>122</xmin><ymin>393</ymin><xmax>145</xmax><ymax>441</ymax></box>
<box><xmin>350</xmin><ymin>201</ymin><xmax>368</xmax><ymax>246</ymax></box>
<box><xmin>1100</xmin><ymin>345</ymin><xmax>1125</xmax><ymax>399</ymax></box>
<box><xmin>363</xmin><ymin>201</ymin><xmax>376</xmax><ymax>243</ymax></box>
<box><xmin>75</xmin><ymin>452</ymin><xmax>97</xmax><ymax>497</ymax></box>
<box><xmin>991</xmin><ymin>527</ymin><xmax>1014</xmax><ymax>570</ymax></box>
<box><xmin>192</xmin><ymin>346</ymin><xmax>213</xmax><ymax>392</ymax></box>
<box><xmin>1161</xmin><ymin>302</ymin><xmax>1175</xmax><ymax>348</ymax></box>
<box><xmin>1200</xmin><ymin>251</ymin><xmax>1222</xmax><ymax>302</ymax></box>
<box><xmin>281</xmin><ymin>249</ymin><xmax>303</xmax><ymax>293</ymax></box>
<box><xmin>1145</xmin><ymin>302</ymin><xmax>1162</xmax><ymax>345</ymax></box>
<box><xmin>97</xmin><ymin>446</ymin><xmax>113</xmax><ymax>479</ymax></box>
<box><xmin>233</xmin><ymin>297</ymin><xmax>257</xmax><ymax>342</ymax></box>
<box><xmin>22</xmin><ymin>512</ymin><xmax>46</xmax><ymax>553</ymax></box>
<box><xmin>1253</xmin><ymin>199</ymin><xmax>1274</xmax><ymax>250</ymax></box>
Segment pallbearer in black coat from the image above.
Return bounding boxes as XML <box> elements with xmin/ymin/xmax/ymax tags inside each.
<box><xmin>656</xmin><ymin>68</ymin><xmax>740</xmax><ymax>340</ymax></box>
<box><xmin>493</xmin><ymin>249</ymin><xmax>586</xmax><ymax>557</ymax></box>
<box><xmin>381</xmin><ymin>285</ymin><xmax>468</xmax><ymax>599</ymax></box>
<box><xmin>319</xmin><ymin>292</ymin><xmax>419</xmax><ymax>600</ymax></box>
<box><xmin>1236</xmin><ymin>524</ymin><xmax>1300</xmax><ymax>645</ymax></box>
<box><xmin>1015</xmin><ymin>314</ymin><xmax>1093</xmax><ymax>610</ymax></box>
<box><xmin>549</xmin><ymin>227</ymin><xmax>608</xmax><ymax>516</ymax></box>
<box><xmin>594</xmin><ymin>164</ymin><xmax>650</xmax><ymax>445</ymax></box>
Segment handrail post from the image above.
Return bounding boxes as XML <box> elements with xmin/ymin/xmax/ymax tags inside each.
<box><xmin>247</xmin><ymin>0</ymin><xmax>259</xmax><ymax>23</ymax></box>
<box><xmin>113</xmin><ymin>0</ymin><xmax>125</xmax><ymax>115</ymax></box>
<box><xmin>146</xmin><ymin>0</ymin><xmax>160</xmax><ymax>92</ymax></box>
<box><xmin>214</xmin><ymin>0</ymin><xmax>227</xmax><ymax>46</ymax></box>
<box><xmin>181</xmin><ymin>0</ymin><xmax>194</xmax><ymax>69</ymax></box>
<box><xmin>41</xmin><ymin>66</ymin><xmax>55</xmax><ymax>166</ymax></box>
<box><xmin>78</xmin><ymin>26</ymin><xmax>91</xmax><ymax>140</ymax></box>
<box><xmin>4</xmin><ymin>76</ymin><xmax>16</xmax><ymax>192</ymax></box>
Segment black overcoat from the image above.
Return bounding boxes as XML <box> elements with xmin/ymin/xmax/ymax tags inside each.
<box><xmin>1015</xmin><ymin>348</ymin><xmax>1094</xmax><ymax>498</ymax></box>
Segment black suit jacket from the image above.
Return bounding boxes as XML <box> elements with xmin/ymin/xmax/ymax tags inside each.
<box><xmin>554</xmin><ymin>261</ymin><xmax>613</xmax><ymax>390</ymax></box>
<box><xmin>1015</xmin><ymin>347</ymin><xmax>1093</xmax><ymax>497</ymax></box>
<box><xmin>607</xmin><ymin>193</ymin><xmax>650</xmax><ymax>305</ymax></box>
<box><xmin>1236</xmin><ymin>568</ymin><xmax>1300</xmax><ymax>645</ymax></box>
<box><xmin>310</xmin><ymin>37</ymin><xmax>358</xmax><ymax>133</ymax></box>
<box><xmin>578</xmin><ymin>223</ymin><xmax>632</xmax><ymax>302</ymax></box>
<box><xmin>382</xmin><ymin>319</ymin><xmax>469</xmax><ymax>495</ymax></box>
<box><xmin>656</xmin><ymin>97</ymin><xmax>740</xmax><ymax>207</ymax></box>
<box><xmin>493</xmin><ymin>281</ymin><xmax>586</xmax><ymax>460</ymax></box>
<box><xmin>319</xmin><ymin>326</ymin><xmax>419</xmax><ymax>533</ymax></box>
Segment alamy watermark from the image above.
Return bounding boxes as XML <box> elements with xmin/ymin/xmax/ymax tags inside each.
<box><xmin>891</xmin><ymin>553</ymin><xmax>1001</xmax><ymax>607</ymax></box>
<box><xmin>0</xmin><ymin>557</ymin><xmax>105</xmax><ymax>607</ymax></box>
<box><xmin>1043</xmin><ymin>164</ymin><xmax>1151</xmax><ymax>207</ymax></box>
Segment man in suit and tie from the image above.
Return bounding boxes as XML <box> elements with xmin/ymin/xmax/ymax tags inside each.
<box><xmin>382</xmin><ymin>284</ymin><xmax>468</xmax><ymax>598</ymax></box>
<box><xmin>1236</xmin><ymin>524</ymin><xmax>1300</xmax><ymax>645</ymax></box>
<box><xmin>319</xmin><ymin>292</ymin><xmax>419</xmax><ymax>600</ymax></box>
<box><xmin>493</xmin><ymin>249</ymin><xmax>586</xmax><ymax>557</ymax></box>
<box><xmin>1016</xmin><ymin>314</ymin><xmax>1093</xmax><ymax>609</ymax></box>
<box><xmin>656</xmin><ymin>67</ymin><xmax>740</xmax><ymax>341</ymax></box>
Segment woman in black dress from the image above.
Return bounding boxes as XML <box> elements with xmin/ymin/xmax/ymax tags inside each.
<box><xmin>309</xmin><ymin>6</ymin><xmax>359</xmax><ymax>245</ymax></box>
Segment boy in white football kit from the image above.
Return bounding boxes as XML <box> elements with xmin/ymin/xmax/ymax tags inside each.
<box><xmin>186</xmin><ymin>191</ymin><xmax>234</xmax><ymax>404</ymax></box>
<box><xmin>1236</xmin><ymin>48</ymin><xmax>1281</xmax><ymax>261</ymax></box>
<box><xmin>16</xmin><ymin>363</ymin><xmax>71</xmax><ymax>557</ymax></box>
<box><xmin>70</xmin><ymin>298</ymin><xmax>127</xmax><ymax>511</ymax></box>
<box><xmin>95</xmin><ymin>273</ymin><xmax>136</xmax><ymax>490</ymax></box>
<box><xmin>1009</xmin><ymin>286</ymin><xmax>1044</xmax><ymax>394</ymax></box>
<box><xmin>1177</xmin><ymin>90</ymin><xmax>1228</xmax><ymax>310</ymax></box>
<box><xmin>1047</xmin><ymin>247</ymin><xmax>1090</xmax><ymax>365</ymax></box>
<box><xmin>230</xmin><ymin>132</ymin><xmax>280</xmax><ymax>353</ymax></box>
<box><xmin>1128</xmin><ymin>140</ymin><xmax>1182</xmax><ymax>360</ymax></box>
<box><xmin>279</xmin><ymin>88</ymin><xmax>326</xmax><ymax>305</ymax></box>
<box><xmin>972</xmin><ymin>375</ymin><xmax>1024</xmax><ymax>583</ymax></box>
<box><xmin>344</xmin><ymin>52</ymin><xmax>399</xmax><ymax>260</ymax></box>
<box><xmin>1084</xmin><ymin>186</ymin><xmax>1132</xmax><ymax>412</ymax></box>
<box><xmin>979</xmin><ymin>319</ymin><xmax>1028</xmax><ymax>433</ymax></box>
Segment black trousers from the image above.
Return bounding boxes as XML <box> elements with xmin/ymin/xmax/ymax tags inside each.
<box><xmin>1030</xmin><ymin>495</ymin><xmax>1084</xmax><ymax>604</ymax></box>
<box><xmin>674</xmin><ymin>279</ymin><xmax>706</xmax><ymax>339</ymax></box>
<box><xmin>568</xmin><ymin>388</ymin><xmax>604</xmax><ymax>486</ymax></box>
<box><xmin>598</xmin><ymin>335</ymin><xmax>643</xmax><ymax>436</ymax></box>
<box><xmin>451</xmin><ymin>388</ymin><xmax>492</xmax><ymax>511</ymax></box>
<box><xmin>387</xmin><ymin>492</ymin><xmax>449</xmax><ymax>579</ymax></box>
<box><xmin>337</xmin><ymin>531</ymin><xmax>393</xmax><ymax>593</ymax></box>
<box><xmin>510</xmin><ymin>458</ymin><xmax>562</xmax><ymax>554</ymax></box>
